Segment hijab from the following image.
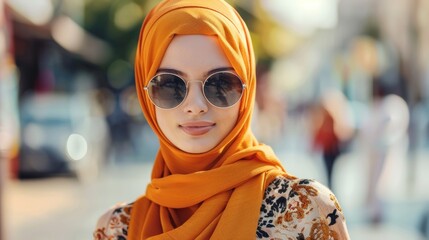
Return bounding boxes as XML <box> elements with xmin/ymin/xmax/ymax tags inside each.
<box><xmin>130</xmin><ymin>0</ymin><xmax>293</xmax><ymax>238</ymax></box>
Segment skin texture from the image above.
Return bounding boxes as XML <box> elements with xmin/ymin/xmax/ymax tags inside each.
<box><xmin>155</xmin><ymin>35</ymin><xmax>240</xmax><ymax>153</ymax></box>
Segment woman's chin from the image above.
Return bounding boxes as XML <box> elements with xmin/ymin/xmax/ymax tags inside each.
<box><xmin>178</xmin><ymin>142</ymin><xmax>217</xmax><ymax>154</ymax></box>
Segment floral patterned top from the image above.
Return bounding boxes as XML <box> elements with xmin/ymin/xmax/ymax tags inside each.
<box><xmin>93</xmin><ymin>176</ymin><xmax>350</xmax><ymax>239</ymax></box>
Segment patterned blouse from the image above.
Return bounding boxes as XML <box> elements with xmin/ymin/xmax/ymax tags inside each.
<box><xmin>93</xmin><ymin>176</ymin><xmax>350</xmax><ymax>239</ymax></box>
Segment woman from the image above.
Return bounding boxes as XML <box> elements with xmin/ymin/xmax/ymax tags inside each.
<box><xmin>94</xmin><ymin>0</ymin><xmax>350</xmax><ymax>239</ymax></box>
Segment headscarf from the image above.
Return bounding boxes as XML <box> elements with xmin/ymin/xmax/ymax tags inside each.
<box><xmin>130</xmin><ymin>0</ymin><xmax>293</xmax><ymax>239</ymax></box>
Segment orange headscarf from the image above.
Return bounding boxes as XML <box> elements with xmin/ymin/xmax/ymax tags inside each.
<box><xmin>130</xmin><ymin>0</ymin><xmax>293</xmax><ymax>239</ymax></box>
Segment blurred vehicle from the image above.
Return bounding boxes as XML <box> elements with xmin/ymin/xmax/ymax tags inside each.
<box><xmin>18</xmin><ymin>92</ymin><xmax>109</xmax><ymax>181</ymax></box>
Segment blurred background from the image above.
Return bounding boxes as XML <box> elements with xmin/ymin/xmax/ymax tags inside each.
<box><xmin>0</xmin><ymin>0</ymin><xmax>428</xmax><ymax>239</ymax></box>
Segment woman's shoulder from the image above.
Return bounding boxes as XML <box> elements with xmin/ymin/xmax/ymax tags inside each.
<box><xmin>93</xmin><ymin>202</ymin><xmax>133</xmax><ymax>240</ymax></box>
<box><xmin>257</xmin><ymin>176</ymin><xmax>350</xmax><ymax>239</ymax></box>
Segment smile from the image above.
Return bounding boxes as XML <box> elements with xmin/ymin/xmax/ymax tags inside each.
<box><xmin>179</xmin><ymin>121</ymin><xmax>215</xmax><ymax>136</ymax></box>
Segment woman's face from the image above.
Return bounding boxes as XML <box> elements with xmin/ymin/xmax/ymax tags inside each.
<box><xmin>155</xmin><ymin>35</ymin><xmax>240</xmax><ymax>153</ymax></box>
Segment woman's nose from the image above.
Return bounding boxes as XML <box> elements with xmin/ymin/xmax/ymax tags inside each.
<box><xmin>182</xmin><ymin>81</ymin><xmax>208</xmax><ymax>114</ymax></box>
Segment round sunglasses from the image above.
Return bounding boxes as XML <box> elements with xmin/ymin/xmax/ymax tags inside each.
<box><xmin>144</xmin><ymin>71</ymin><xmax>246</xmax><ymax>109</ymax></box>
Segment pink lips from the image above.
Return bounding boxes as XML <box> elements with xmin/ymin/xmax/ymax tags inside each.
<box><xmin>180</xmin><ymin>121</ymin><xmax>215</xmax><ymax>136</ymax></box>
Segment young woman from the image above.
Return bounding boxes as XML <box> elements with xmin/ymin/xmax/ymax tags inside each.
<box><xmin>94</xmin><ymin>0</ymin><xmax>350</xmax><ymax>239</ymax></box>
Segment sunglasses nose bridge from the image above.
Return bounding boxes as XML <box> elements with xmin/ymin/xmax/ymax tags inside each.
<box><xmin>185</xmin><ymin>80</ymin><xmax>206</xmax><ymax>98</ymax></box>
<box><xmin>186</xmin><ymin>80</ymin><xmax>204</xmax><ymax>86</ymax></box>
<box><xmin>186</xmin><ymin>80</ymin><xmax>206</xmax><ymax>94</ymax></box>
<box><xmin>182</xmin><ymin>80</ymin><xmax>210</xmax><ymax>112</ymax></box>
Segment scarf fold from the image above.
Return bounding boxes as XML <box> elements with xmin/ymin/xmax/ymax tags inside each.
<box><xmin>130</xmin><ymin>0</ymin><xmax>294</xmax><ymax>239</ymax></box>
<box><xmin>146</xmin><ymin>159</ymin><xmax>280</xmax><ymax>208</ymax></box>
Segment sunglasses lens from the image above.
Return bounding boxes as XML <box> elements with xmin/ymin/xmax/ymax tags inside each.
<box><xmin>204</xmin><ymin>72</ymin><xmax>244</xmax><ymax>107</ymax></box>
<box><xmin>147</xmin><ymin>74</ymin><xmax>186</xmax><ymax>109</ymax></box>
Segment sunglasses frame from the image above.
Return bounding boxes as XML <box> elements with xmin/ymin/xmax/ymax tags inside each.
<box><xmin>144</xmin><ymin>71</ymin><xmax>246</xmax><ymax>109</ymax></box>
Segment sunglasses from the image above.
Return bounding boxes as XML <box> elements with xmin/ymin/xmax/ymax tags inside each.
<box><xmin>144</xmin><ymin>71</ymin><xmax>246</xmax><ymax>109</ymax></box>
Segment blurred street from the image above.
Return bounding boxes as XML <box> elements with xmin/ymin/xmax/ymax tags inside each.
<box><xmin>3</xmin><ymin>144</ymin><xmax>429</xmax><ymax>239</ymax></box>
<box><xmin>4</xmin><ymin>161</ymin><xmax>153</xmax><ymax>240</ymax></box>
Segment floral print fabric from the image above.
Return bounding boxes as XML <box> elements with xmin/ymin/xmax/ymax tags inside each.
<box><xmin>257</xmin><ymin>178</ymin><xmax>348</xmax><ymax>239</ymax></box>
<box><xmin>94</xmin><ymin>177</ymin><xmax>349</xmax><ymax>239</ymax></box>
<box><xmin>93</xmin><ymin>203</ymin><xmax>132</xmax><ymax>240</ymax></box>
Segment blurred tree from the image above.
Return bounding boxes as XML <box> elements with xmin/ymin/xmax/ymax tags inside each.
<box><xmin>83</xmin><ymin>0</ymin><xmax>146</xmax><ymax>70</ymax></box>
<box><xmin>81</xmin><ymin>0</ymin><xmax>294</xmax><ymax>71</ymax></box>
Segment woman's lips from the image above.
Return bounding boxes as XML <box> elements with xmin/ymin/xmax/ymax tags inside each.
<box><xmin>179</xmin><ymin>121</ymin><xmax>215</xmax><ymax>136</ymax></box>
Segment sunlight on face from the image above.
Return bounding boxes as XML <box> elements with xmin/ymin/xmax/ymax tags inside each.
<box><xmin>155</xmin><ymin>35</ymin><xmax>240</xmax><ymax>153</ymax></box>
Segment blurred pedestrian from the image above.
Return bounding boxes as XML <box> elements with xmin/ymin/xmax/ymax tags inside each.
<box><xmin>310</xmin><ymin>91</ymin><xmax>354</xmax><ymax>189</ymax></box>
<box><xmin>362</xmin><ymin>91</ymin><xmax>409</xmax><ymax>224</ymax></box>
<box><xmin>94</xmin><ymin>0</ymin><xmax>350</xmax><ymax>239</ymax></box>
<box><xmin>311</xmin><ymin>102</ymin><xmax>341</xmax><ymax>189</ymax></box>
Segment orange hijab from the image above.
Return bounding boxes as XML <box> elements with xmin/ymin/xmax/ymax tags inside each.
<box><xmin>130</xmin><ymin>0</ymin><xmax>293</xmax><ymax>239</ymax></box>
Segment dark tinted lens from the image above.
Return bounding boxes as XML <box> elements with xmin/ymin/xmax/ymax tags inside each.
<box><xmin>204</xmin><ymin>72</ymin><xmax>243</xmax><ymax>107</ymax></box>
<box><xmin>147</xmin><ymin>74</ymin><xmax>186</xmax><ymax>109</ymax></box>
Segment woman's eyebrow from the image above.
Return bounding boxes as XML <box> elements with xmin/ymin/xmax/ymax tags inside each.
<box><xmin>156</xmin><ymin>68</ymin><xmax>185</xmax><ymax>76</ymax></box>
<box><xmin>206</xmin><ymin>67</ymin><xmax>235</xmax><ymax>76</ymax></box>
<box><xmin>156</xmin><ymin>67</ymin><xmax>235</xmax><ymax>78</ymax></box>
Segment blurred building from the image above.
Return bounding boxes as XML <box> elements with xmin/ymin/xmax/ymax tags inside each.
<box><xmin>0</xmin><ymin>0</ymin><xmax>19</xmax><ymax>238</ymax></box>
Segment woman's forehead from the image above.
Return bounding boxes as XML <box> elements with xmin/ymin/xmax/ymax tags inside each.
<box><xmin>158</xmin><ymin>35</ymin><xmax>232</xmax><ymax>76</ymax></box>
